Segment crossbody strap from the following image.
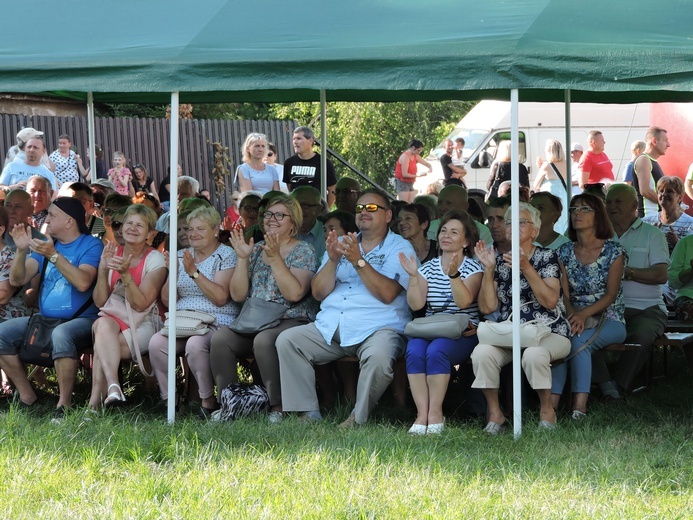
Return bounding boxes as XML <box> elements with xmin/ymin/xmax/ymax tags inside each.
<box><xmin>550</xmin><ymin>163</ymin><xmax>568</xmax><ymax>191</ymax></box>
<box><xmin>125</xmin><ymin>296</ymin><xmax>154</xmax><ymax>377</ymax></box>
<box><xmin>564</xmin><ymin>314</ymin><xmax>607</xmax><ymax>361</ymax></box>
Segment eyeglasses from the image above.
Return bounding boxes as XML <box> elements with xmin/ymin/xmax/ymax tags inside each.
<box><xmin>355</xmin><ymin>203</ymin><xmax>387</xmax><ymax>213</ymax></box>
<box><xmin>504</xmin><ymin>219</ymin><xmax>532</xmax><ymax>227</ymax></box>
<box><xmin>569</xmin><ymin>206</ymin><xmax>595</xmax><ymax>214</ymax></box>
<box><xmin>111</xmin><ymin>220</ymin><xmax>123</xmax><ymax>230</ymax></box>
<box><xmin>336</xmin><ymin>189</ymin><xmax>360</xmax><ymax>195</ymax></box>
<box><xmin>263</xmin><ymin>211</ymin><xmax>290</xmax><ymax>221</ymax></box>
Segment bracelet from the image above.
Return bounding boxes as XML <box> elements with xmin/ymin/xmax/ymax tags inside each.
<box><xmin>121</xmin><ymin>277</ymin><xmax>133</xmax><ymax>287</ymax></box>
<box><xmin>449</xmin><ymin>271</ymin><xmax>462</xmax><ymax>279</ymax></box>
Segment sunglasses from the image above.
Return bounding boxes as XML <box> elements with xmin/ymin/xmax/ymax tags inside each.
<box><xmin>111</xmin><ymin>220</ymin><xmax>123</xmax><ymax>230</ymax></box>
<box><xmin>355</xmin><ymin>203</ymin><xmax>387</xmax><ymax>213</ymax></box>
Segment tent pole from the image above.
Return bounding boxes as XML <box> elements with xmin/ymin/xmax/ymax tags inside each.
<box><xmin>87</xmin><ymin>93</ymin><xmax>96</xmax><ymax>183</ymax></box>
<box><xmin>510</xmin><ymin>89</ymin><xmax>522</xmax><ymax>439</ymax></box>
<box><xmin>320</xmin><ymin>90</ymin><xmax>327</xmax><ymax>203</ymax></box>
<box><xmin>167</xmin><ymin>92</ymin><xmax>180</xmax><ymax>424</ymax></box>
<box><xmin>564</xmin><ymin>90</ymin><xmax>572</xmax><ymax>209</ymax></box>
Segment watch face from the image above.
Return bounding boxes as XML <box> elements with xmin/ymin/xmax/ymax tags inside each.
<box><xmin>357</xmin><ymin>259</ymin><xmax>366</xmax><ymax>268</ymax></box>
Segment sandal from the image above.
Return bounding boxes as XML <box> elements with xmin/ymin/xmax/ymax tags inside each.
<box><xmin>104</xmin><ymin>383</ymin><xmax>126</xmax><ymax>408</ymax></box>
<box><xmin>482</xmin><ymin>421</ymin><xmax>508</xmax><ymax>436</ymax></box>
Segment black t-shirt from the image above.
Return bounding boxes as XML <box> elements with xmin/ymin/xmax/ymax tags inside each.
<box><xmin>282</xmin><ymin>153</ymin><xmax>337</xmax><ymax>191</ymax></box>
<box><xmin>441</xmin><ymin>153</ymin><xmax>463</xmax><ymax>186</ymax></box>
<box><xmin>158</xmin><ymin>175</ymin><xmax>171</xmax><ymax>203</ymax></box>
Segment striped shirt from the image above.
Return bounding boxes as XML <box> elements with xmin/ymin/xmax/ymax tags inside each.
<box><xmin>419</xmin><ymin>256</ymin><xmax>483</xmax><ymax>324</ymax></box>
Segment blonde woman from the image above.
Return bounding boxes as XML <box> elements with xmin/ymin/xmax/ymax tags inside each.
<box><xmin>533</xmin><ymin>139</ymin><xmax>569</xmax><ymax>233</ymax></box>
<box><xmin>236</xmin><ymin>133</ymin><xmax>280</xmax><ymax>195</ymax></box>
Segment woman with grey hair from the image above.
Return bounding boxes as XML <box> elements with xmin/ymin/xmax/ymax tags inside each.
<box><xmin>236</xmin><ymin>133</ymin><xmax>280</xmax><ymax>195</ymax></box>
<box><xmin>472</xmin><ymin>202</ymin><xmax>570</xmax><ymax>434</ymax></box>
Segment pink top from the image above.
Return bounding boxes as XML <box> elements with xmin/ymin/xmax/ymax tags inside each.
<box><xmin>108</xmin><ymin>167</ymin><xmax>133</xmax><ymax>195</ymax></box>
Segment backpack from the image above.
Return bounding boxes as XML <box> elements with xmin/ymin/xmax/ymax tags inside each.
<box><xmin>211</xmin><ymin>383</ymin><xmax>270</xmax><ymax>421</ymax></box>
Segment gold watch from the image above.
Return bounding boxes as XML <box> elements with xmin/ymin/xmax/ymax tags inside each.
<box><xmin>49</xmin><ymin>252</ymin><xmax>59</xmax><ymax>264</ymax></box>
<box><xmin>353</xmin><ymin>259</ymin><xmax>367</xmax><ymax>270</ymax></box>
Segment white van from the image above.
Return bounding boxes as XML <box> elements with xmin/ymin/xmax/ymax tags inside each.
<box><xmin>423</xmin><ymin>101</ymin><xmax>650</xmax><ymax>194</ymax></box>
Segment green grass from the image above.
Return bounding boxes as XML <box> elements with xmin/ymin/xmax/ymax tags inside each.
<box><xmin>1</xmin><ymin>359</ymin><xmax>691</xmax><ymax>519</ymax></box>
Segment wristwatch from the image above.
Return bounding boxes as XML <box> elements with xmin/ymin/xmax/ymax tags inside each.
<box><xmin>49</xmin><ymin>252</ymin><xmax>59</xmax><ymax>264</ymax></box>
<box><xmin>353</xmin><ymin>258</ymin><xmax>367</xmax><ymax>270</ymax></box>
<box><xmin>624</xmin><ymin>266</ymin><xmax>633</xmax><ymax>281</ymax></box>
<box><xmin>190</xmin><ymin>269</ymin><xmax>200</xmax><ymax>280</ymax></box>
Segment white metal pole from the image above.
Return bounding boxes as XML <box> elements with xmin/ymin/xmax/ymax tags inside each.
<box><xmin>564</xmin><ymin>90</ymin><xmax>572</xmax><ymax>208</ymax></box>
<box><xmin>87</xmin><ymin>92</ymin><xmax>96</xmax><ymax>183</ymax></box>
<box><xmin>320</xmin><ymin>90</ymin><xmax>327</xmax><ymax>203</ymax></box>
<box><xmin>167</xmin><ymin>92</ymin><xmax>180</xmax><ymax>424</ymax></box>
<box><xmin>510</xmin><ymin>89</ymin><xmax>522</xmax><ymax>439</ymax></box>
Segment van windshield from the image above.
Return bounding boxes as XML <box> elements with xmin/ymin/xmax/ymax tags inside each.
<box><xmin>432</xmin><ymin>128</ymin><xmax>487</xmax><ymax>159</ymax></box>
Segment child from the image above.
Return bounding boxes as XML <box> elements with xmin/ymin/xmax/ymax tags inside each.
<box><xmin>107</xmin><ymin>152</ymin><xmax>133</xmax><ymax>196</ymax></box>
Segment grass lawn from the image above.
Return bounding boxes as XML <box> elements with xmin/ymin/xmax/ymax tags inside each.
<box><xmin>0</xmin><ymin>357</ymin><xmax>691</xmax><ymax>519</ymax></box>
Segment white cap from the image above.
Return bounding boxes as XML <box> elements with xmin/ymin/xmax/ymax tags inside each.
<box><xmin>571</xmin><ymin>143</ymin><xmax>584</xmax><ymax>152</ymax></box>
<box><xmin>16</xmin><ymin>127</ymin><xmax>44</xmax><ymax>143</ymax></box>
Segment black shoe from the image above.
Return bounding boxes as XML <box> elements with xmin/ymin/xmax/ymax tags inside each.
<box><xmin>51</xmin><ymin>405</ymin><xmax>68</xmax><ymax>424</ymax></box>
<box><xmin>197</xmin><ymin>405</ymin><xmax>219</xmax><ymax>420</ymax></box>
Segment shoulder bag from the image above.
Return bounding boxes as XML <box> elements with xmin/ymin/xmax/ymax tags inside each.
<box><xmin>477</xmin><ymin>305</ymin><xmax>561</xmax><ymax>349</ymax></box>
<box><xmin>404</xmin><ymin>314</ymin><xmax>471</xmax><ymax>340</ymax></box>
<box><xmin>161</xmin><ymin>309</ymin><xmax>217</xmax><ymax>338</ymax></box>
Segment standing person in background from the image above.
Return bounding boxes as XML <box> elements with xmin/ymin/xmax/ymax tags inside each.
<box><xmin>4</xmin><ymin>128</ymin><xmax>54</xmax><ymax>171</ymax></box>
<box><xmin>158</xmin><ymin>164</ymin><xmax>182</xmax><ymax>213</ymax></box>
<box><xmin>485</xmin><ymin>141</ymin><xmax>529</xmax><ymax>201</ymax></box>
<box><xmin>264</xmin><ymin>142</ymin><xmax>288</xmax><ymax>193</ymax></box>
<box><xmin>622</xmin><ymin>141</ymin><xmax>646</xmax><ymax>185</ymax></box>
<box><xmin>440</xmin><ymin>139</ymin><xmax>467</xmax><ymax>188</ymax></box>
<box><xmin>49</xmin><ymin>135</ymin><xmax>87</xmax><ymax>185</ymax></box>
<box><xmin>283</xmin><ymin>126</ymin><xmax>337</xmax><ymax>207</ymax></box>
<box><xmin>85</xmin><ymin>145</ymin><xmax>107</xmax><ymax>180</ymax></box>
<box><xmin>394</xmin><ymin>139</ymin><xmax>432</xmax><ymax>202</ymax></box>
<box><xmin>107</xmin><ymin>152</ymin><xmax>132</xmax><ymax>196</ymax></box>
<box><xmin>632</xmin><ymin>127</ymin><xmax>669</xmax><ymax>219</ymax></box>
<box><xmin>236</xmin><ymin>133</ymin><xmax>280</xmax><ymax>195</ymax></box>
<box><xmin>684</xmin><ymin>162</ymin><xmax>693</xmax><ymax>202</ymax></box>
<box><xmin>0</xmin><ymin>138</ymin><xmax>58</xmax><ymax>192</ymax></box>
<box><xmin>334</xmin><ymin>177</ymin><xmax>361</xmax><ymax>214</ymax></box>
<box><xmin>569</xmin><ymin>143</ymin><xmax>584</xmax><ymax>196</ymax></box>
<box><xmin>578</xmin><ymin>131</ymin><xmax>614</xmax><ymax>190</ymax></box>
<box><xmin>533</xmin><ymin>140</ymin><xmax>569</xmax><ymax>233</ymax></box>
<box><xmin>131</xmin><ymin>163</ymin><xmax>159</xmax><ymax>200</ymax></box>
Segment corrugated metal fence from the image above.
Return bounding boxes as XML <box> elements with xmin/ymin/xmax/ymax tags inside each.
<box><xmin>1</xmin><ymin>114</ymin><xmax>297</xmax><ymax>211</ymax></box>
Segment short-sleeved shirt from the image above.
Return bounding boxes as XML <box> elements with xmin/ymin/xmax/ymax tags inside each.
<box><xmin>314</xmin><ymin>230</ymin><xmax>415</xmax><ymax>346</ymax></box>
<box><xmin>283</xmin><ymin>153</ymin><xmax>337</xmax><ymax>192</ymax></box>
<box><xmin>296</xmin><ymin>219</ymin><xmax>326</xmax><ymax>264</ymax></box>
<box><xmin>614</xmin><ymin>218</ymin><xmax>669</xmax><ymax>311</ymax></box>
<box><xmin>558</xmin><ymin>239</ymin><xmax>626</xmax><ymax>323</ymax></box>
<box><xmin>579</xmin><ymin>151</ymin><xmax>614</xmax><ymax>183</ymax></box>
<box><xmin>176</xmin><ymin>243</ymin><xmax>239</xmax><ymax>326</ymax></box>
<box><xmin>236</xmin><ymin>163</ymin><xmax>279</xmax><ymax>195</ymax></box>
<box><xmin>247</xmin><ymin>240</ymin><xmax>319</xmax><ymax>321</ymax></box>
<box><xmin>493</xmin><ymin>246</ymin><xmax>570</xmax><ymax>337</ymax></box>
<box><xmin>0</xmin><ymin>161</ymin><xmax>58</xmax><ymax>190</ymax></box>
<box><xmin>0</xmin><ymin>245</ymin><xmax>28</xmax><ymax>321</ymax></box>
<box><xmin>49</xmin><ymin>150</ymin><xmax>80</xmax><ymax>185</ymax></box>
<box><xmin>32</xmin><ymin>234</ymin><xmax>103</xmax><ymax>319</ymax></box>
<box><xmin>642</xmin><ymin>212</ymin><xmax>693</xmax><ymax>254</ymax></box>
<box><xmin>419</xmin><ymin>256</ymin><xmax>483</xmax><ymax>324</ymax></box>
<box><xmin>158</xmin><ymin>175</ymin><xmax>171</xmax><ymax>203</ymax></box>
<box><xmin>668</xmin><ymin>234</ymin><xmax>693</xmax><ymax>300</ymax></box>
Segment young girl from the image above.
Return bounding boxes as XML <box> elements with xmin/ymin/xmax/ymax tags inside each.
<box><xmin>108</xmin><ymin>152</ymin><xmax>133</xmax><ymax>196</ymax></box>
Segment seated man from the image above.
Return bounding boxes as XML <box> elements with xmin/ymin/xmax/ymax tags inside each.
<box><xmin>0</xmin><ymin>197</ymin><xmax>103</xmax><ymax>420</ymax></box>
<box><xmin>276</xmin><ymin>188</ymin><xmax>415</xmax><ymax>427</ymax></box>
<box><xmin>592</xmin><ymin>184</ymin><xmax>669</xmax><ymax>397</ymax></box>
<box><xmin>291</xmin><ymin>185</ymin><xmax>326</xmax><ymax>263</ymax></box>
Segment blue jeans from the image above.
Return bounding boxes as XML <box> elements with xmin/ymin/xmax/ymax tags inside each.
<box><xmin>406</xmin><ymin>334</ymin><xmax>478</xmax><ymax>375</ymax></box>
<box><xmin>551</xmin><ymin>319</ymin><xmax>626</xmax><ymax>394</ymax></box>
<box><xmin>0</xmin><ymin>316</ymin><xmax>95</xmax><ymax>360</ymax></box>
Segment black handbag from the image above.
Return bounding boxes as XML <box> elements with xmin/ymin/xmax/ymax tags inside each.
<box><xmin>19</xmin><ymin>258</ymin><xmax>94</xmax><ymax>367</ymax></box>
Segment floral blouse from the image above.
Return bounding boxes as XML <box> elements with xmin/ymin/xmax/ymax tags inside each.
<box><xmin>494</xmin><ymin>246</ymin><xmax>570</xmax><ymax>337</ymax></box>
<box><xmin>247</xmin><ymin>240</ymin><xmax>319</xmax><ymax>321</ymax></box>
<box><xmin>0</xmin><ymin>245</ymin><xmax>29</xmax><ymax>321</ymax></box>
<box><xmin>557</xmin><ymin>239</ymin><xmax>626</xmax><ymax>324</ymax></box>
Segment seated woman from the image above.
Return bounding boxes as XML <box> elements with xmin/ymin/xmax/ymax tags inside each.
<box><xmin>100</xmin><ymin>193</ymin><xmax>132</xmax><ymax>245</ymax></box>
<box><xmin>148</xmin><ymin>206</ymin><xmax>238</xmax><ymax>418</ymax></box>
<box><xmin>399</xmin><ymin>210</ymin><xmax>482</xmax><ymax>434</ymax></box>
<box><xmin>397</xmin><ymin>203</ymin><xmax>437</xmax><ymax>263</ymax></box>
<box><xmin>0</xmin><ymin>207</ymin><xmax>28</xmax><ymax>322</ymax></box>
<box><xmin>133</xmin><ymin>191</ymin><xmax>167</xmax><ymax>251</ymax></box>
<box><xmin>551</xmin><ymin>194</ymin><xmax>626</xmax><ymax>418</ymax></box>
<box><xmin>321</xmin><ymin>210</ymin><xmax>357</xmax><ymax>238</ymax></box>
<box><xmin>89</xmin><ymin>204</ymin><xmax>167</xmax><ymax>409</ymax></box>
<box><xmin>530</xmin><ymin>192</ymin><xmax>571</xmax><ymax>250</ymax></box>
<box><xmin>210</xmin><ymin>195</ymin><xmax>318</xmax><ymax>423</ymax></box>
<box><xmin>473</xmin><ymin>202</ymin><xmax>571</xmax><ymax>433</ymax></box>
<box><xmin>643</xmin><ymin>176</ymin><xmax>693</xmax><ymax>254</ymax></box>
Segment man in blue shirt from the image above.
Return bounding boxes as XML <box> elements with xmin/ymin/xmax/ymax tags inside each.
<box><xmin>277</xmin><ymin>188</ymin><xmax>416</xmax><ymax>428</ymax></box>
<box><xmin>0</xmin><ymin>197</ymin><xmax>103</xmax><ymax>421</ymax></box>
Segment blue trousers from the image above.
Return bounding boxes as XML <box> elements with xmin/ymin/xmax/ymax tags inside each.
<box><xmin>0</xmin><ymin>316</ymin><xmax>94</xmax><ymax>360</ymax></box>
<box><xmin>406</xmin><ymin>334</ymin><xmax>478</xmax><ymax>375</ymax></box>
<box><xmin>551</xmin><ymin>319</ymin><xmax>626</xmax><ymax>394</ymax></box>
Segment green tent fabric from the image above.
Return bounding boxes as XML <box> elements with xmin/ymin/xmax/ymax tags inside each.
<box><xmin>1</xmin><ymin>0</ymin><xmax>692</xmax><ymax>103</ymax></box>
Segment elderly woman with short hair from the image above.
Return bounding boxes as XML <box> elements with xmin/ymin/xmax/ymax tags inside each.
<box><xmin>211</xmin><ymin>194</ymin><xmax>318</xmax><ymax>423</ymax></box>
<box><xmin>473</xmin><ymin>202</ymin><xmax>570</xmax><ymax>434</ymax></box>
<box><xmin>642</xmin><ymin>176</ymin><xmax>693</xmax><ymax>254</ymax></box>
<box><xmin>148</xmin><ymin>205</ymin><xmax>238</xmax><ymax>418</ymax></box>
<box><xmin>89</xmin><ymin>204</ymin><xmax>167</xmax><ymax>410</ymax></box>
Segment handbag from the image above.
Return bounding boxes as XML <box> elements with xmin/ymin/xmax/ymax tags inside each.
<box><xmin>211</xmin><ymin>383</ymin><xmax>270</xmax><ymax>422</ymax></box>
<box><xmin>161</xmin><ymin>309</ymin><xmax>217</xmax><ymax>338</ymax></box>
<box><xmin>20</xmin><ymin>259</ymin><xmax>94</xmax><ymax>367</ymax></box>
<box><xmin>404</xmin><ymin>314</ymin><xmax>471</xmax><ymax>340</ymax></box>
<box><xmin>230</xmin><ymin>297</ymin><xmax>289</xmax><ymax>335</ymax></box>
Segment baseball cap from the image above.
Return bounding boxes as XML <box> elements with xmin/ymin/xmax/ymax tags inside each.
<box><xmin>52</xmin><ymin>197</ymin><xmax>90</xmax><ymax>235</ymax></box>
<box><xmin>91</xmin><ymin>178</ymin><xmax>117</xmax><ymax>191</ymax></box>
<box><xmin>571</xmin><ymin>143</ymin><xmax>584</xmax><ymax>152</ymax></box>
<box><xmin>16</xmin><ymin>127</ymin><xmax>44</xmax><ymax>143</ymax></box>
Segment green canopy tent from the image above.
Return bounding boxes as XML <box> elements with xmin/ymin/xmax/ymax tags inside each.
<box><xmin>2</xmin><ymin>0</ymin><xmax>692</xmax><ymax>432</ymax></box>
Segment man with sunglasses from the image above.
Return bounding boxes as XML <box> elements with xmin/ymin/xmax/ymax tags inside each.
<box><xmin>277</xmin><ymin>188</ymin><xmax>416</xmax><ymax>428</ymax></box>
